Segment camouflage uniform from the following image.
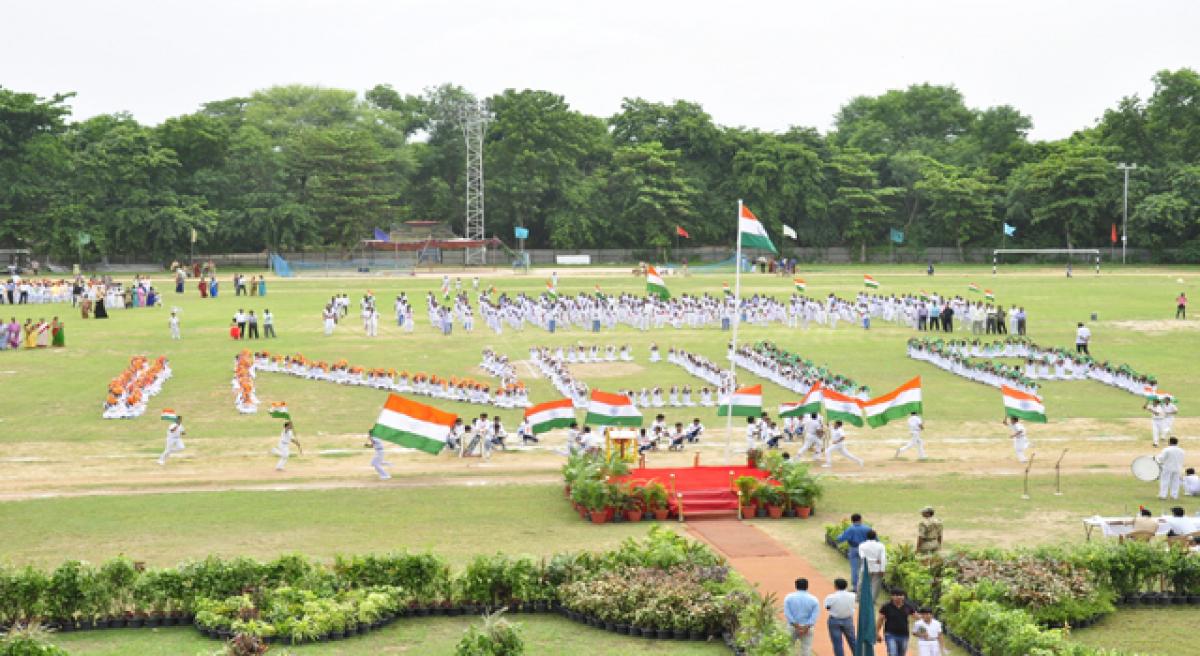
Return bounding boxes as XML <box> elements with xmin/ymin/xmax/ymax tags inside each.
<box><xmin>917</xmin><ymin>516</ymin><xmax>943</xmax><ymax>553</ymax></box>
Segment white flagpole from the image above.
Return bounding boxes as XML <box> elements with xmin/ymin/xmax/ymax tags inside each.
<box><xmin>725</xmin><ymin>199</ymin><xmax>744</xmax><ymax>465</ymax></box>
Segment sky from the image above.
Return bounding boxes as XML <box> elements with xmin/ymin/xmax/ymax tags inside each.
<box><xmin>4</xmin><ymin>0</ymin><xmax>1198</xmax><ymax>141</ymax></box>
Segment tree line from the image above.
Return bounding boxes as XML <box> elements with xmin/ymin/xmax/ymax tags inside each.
<box><xmin>2</xmin><ymin>69</ymin><xmax>1199</xmax><ymax>263</ymax></box>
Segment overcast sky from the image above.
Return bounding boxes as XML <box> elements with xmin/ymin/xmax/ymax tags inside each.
<box><xmin>5</xmin><ymin>0</ymin><xmax>1197</xmax><ymax>141</ymax></box>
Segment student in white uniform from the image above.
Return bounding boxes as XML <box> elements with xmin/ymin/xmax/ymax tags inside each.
<box><xmin>272</xmin><ymin>421</ymin><xmax>301</xmax><ymax>471</ymax></box>
<box><xmin>168</xmin><ymin>310</ymin><xmax>181</xmax><ymax>340</ymax></box>
<box><xmin>367</xmin><ymin>434</ymin><xmax>391</xmax><ymax>480</ymax></box>
<box><xmin>824</xmin><ymin>420</ymin><xmax>864</xmax><ymax>468</ymax></box>
<box><xmin>797</xmin><ymin>413</ymin><xmax>824</xmax><ymax>461</ymax></box>
<box><xmin>1146</xmin><ymin>399</ymin><xmax>1166</xmax><ymax>447</ymax></box>
<box><xmin>911</xmin><ymin>608</ymin><xmax>947</xmax><ymax>656</ymax></box>
<box><xmin>896</xmin><ymin>412</ymin><xmax>926</xmax><ymax>460</ymax></box>
<box><xmin>1157</xmin><ymin>437</ymin><xmax>1186</xmax><ymax>500</ymax></box>
<box><xmin>1182</xmin><ymin>468</ymin><xmax>1200</xmax><ymax>497</ymax></box>
<box><xmin>744</xmin><ymin>417</ymin><xmax>759</xmax><ymax>451</ymax></box>
<box><xmin>1008</xmin><ymin>416</ymin><xmax>1030</xmax><ymax>463</ymax></box>
<box><xmin>1162</xmin><ymin>397</ymin><xmax>1179</xmax><ymax>440</ymax></box>
<box><xmin>157</xmin><ymin>417</ymin><xmax>186</xmax><ymax>465</ymax></box>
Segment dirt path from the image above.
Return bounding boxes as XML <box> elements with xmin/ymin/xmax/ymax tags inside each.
<box><xmin>687</xmin><ymin>520</ymin><xmax>840</xmax><ymax>656</ymax></box>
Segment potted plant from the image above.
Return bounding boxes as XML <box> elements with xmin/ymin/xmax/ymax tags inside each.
<box><xmin>746</xmin><ymin>447</ymin><xmax>764</xmax><ymax>468</ymax></box>
<box><xmin>624</xmin><ymin>485</ymin><xmax>645</xmax><ymax>523</ymax></box>
<box><xmin>643</xmin><ymin>482</ymin><xmax>670</xmax><ymax>521</ymax></box>
<box><xmin>756</xmin><ymin>486</ymin><xmax>786</xmax><ymax>519</ymax></box>
<box><xmin>574</xmin><ymin>480</ymin><xmax>609</xmax><ymax>524</ymax></box>
<box><xmin>734</xmin><ymin>476</ymin><xmax>760</xmax><ymax>518</ymax></box>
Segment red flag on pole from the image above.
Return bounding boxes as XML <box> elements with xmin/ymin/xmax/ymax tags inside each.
<box><xmin>1111</xmin><ymin>224</ymin><xmax>1118</xmax><ymax>244</ymax></box>
<box><xmin>675</xmin><ymin>225</ymin><xmax>690</xmax><ymax>239</ymax></box>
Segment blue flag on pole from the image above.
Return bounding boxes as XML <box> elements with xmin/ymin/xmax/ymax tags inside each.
<box><xmin>373</xmin><ymin>228</ymin><xmax>390</xmax><ymax>242</ymax></box>
<box><xmin>514</xmin><ymin>227</ymin><xmax>530</xmax><ymax>240</ymax></box>
<box><xmin>890</xmin><ymin>228</ymin><xmax>904</xmax><ymax>244</ymax></box>
<box><xmin>1003</xmin><ymin>223</ymin><xmax>1016</xmax><ymax>237</ymax></box>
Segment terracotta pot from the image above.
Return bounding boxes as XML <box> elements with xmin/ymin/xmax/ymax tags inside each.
<box><xmin>796</xmin><ymin>506</ymin><xmax>812</xmax><ymax>518</ymax></box>
<box><xmin>625</xmin><ymin>510</ymin><xmax>643</xmax><ymax>522</ymax></box>
<box><xmin>590</xmin><ymin>510</ymin><xmax>609</xmax><ymax>524</ymax></box>
<box><xmin>767</xmin><ymin>505</ymin><xmax>784</xmax><ymax>519</ymax></box>
<box><xmin>740</xmin><ymin>503</ymin><xmax>757</xmax><ymax>517</ymax></box>
<box><xmin>653</xmin><ymin>508</ymin><xmax>669</xmax><ymax>521</ymax></box>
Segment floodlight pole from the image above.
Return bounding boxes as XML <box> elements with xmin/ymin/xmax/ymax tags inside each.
<box><xmin>1116</xmin><ymin>163</ymin><xmax>1137</xmax><ymax>265</ymax></box>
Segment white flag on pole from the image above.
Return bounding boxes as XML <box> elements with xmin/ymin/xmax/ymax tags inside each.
<box><xmin>782</xmin><ymin>224</ymin><xmax>797</xmax><ymax>240</ymax></box>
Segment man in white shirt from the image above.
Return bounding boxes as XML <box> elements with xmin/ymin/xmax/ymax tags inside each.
<box><xmin>1165</xmin><ymin>506</ymin><xmax>1196</xmax><ymax>537</ymax></box>
<box><xmin>797</xmin><ymin>413</ymin><xmax>823</xmax><ymax>460</ymax></box>
<box><xmin>1146</xmin><ymin>399</ymin><xmax>1166</xmax><ymax>447</ymax></box>
<box><xmin>1163</xmin><ymin>396</ymin><xmax>1179</xmax><ymax>439</ymax></box>
<box><xmin>1183</xmin><ymin>468</ymin><xmax>1200</xmax><ymax>497</ymax></box>
<box><xmin>272</xmin><ymin>421</ymin><xmax>301</xmax><ymax>471</ymax></box>
<box><xmin>157</xmin><ymin>417</ymin><xmax>186</xmax><ymax>465</ymax></box>
<box><xmin>744</xmin><ymin>417</ymin><xmax>760</xmax><ymax>451</ymax></box>
<box><xmin>1157</xmin><ymin>437</ymin><xmax>1186</xmax><ymax>500</ymax></box>
<box><xmin>857</xmin><ymin>530</ymin><xmax>887</xmax><ymax>601</ymax></box>
<box><xmin>897</xmin><ymin>412</ymin><xmax>926</xmax><ymax>460</ymax></box>
<box><xmin>1008</xmin><ymin>417</ymin><xmax>1030</xmax><ymax>463</ymax></box>
<box><xmin>1075</xmin><ymin>322</ymin><xmax>1091</xmax><ymax>355</ymax></box>
<box><xmin>825</xmin><ymin>420</ymin><xmax>864</xmax><ymax>468</ymax></box>
<box><xmin>168</xmin><ymin>310</ymin><xmax>181</xmax><ymax>340</ymax></box>
<box><xmin>822</xmin><ymin>578</ymin><xmax>857</xmax><ymax>656</ymax></box>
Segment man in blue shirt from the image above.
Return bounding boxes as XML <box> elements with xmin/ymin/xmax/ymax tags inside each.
<box><xmin>783</xmin><ymin>577</ymin><xmax>820</xmax><ymax>656</ymax></box>
<box><xmin>835</xmin><ymin>513</ymin><xmax>872</xmax><ymax>592</ymax></box>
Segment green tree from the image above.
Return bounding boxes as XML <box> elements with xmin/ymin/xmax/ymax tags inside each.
<box><xmin>0</xmin><ymin>87</ymin><xmax>73</xmax><ymax>252</ymax></box>
<box><xmin>606</xmin><ymin>142</ymin><xmax>697</xmax><ymax>253</ymax></box>
<box><xmin>1005</xmin><ymin>143</ymin><xmax>1115</xmax><ymax>248</ymax></box>
<box><xmin>826</xmin><ymin>148</ymin><xmax>900</xmax><ymax>261</ymax></box>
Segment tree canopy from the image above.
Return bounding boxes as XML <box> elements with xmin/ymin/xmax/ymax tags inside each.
<box><xmin>3</xmin><ymin>69</ymin><xmax>1200</xmax><ymax>263</ymax></box>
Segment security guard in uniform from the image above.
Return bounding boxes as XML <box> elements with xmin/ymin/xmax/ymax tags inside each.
<box><xmin>916</xmin><ymin>506</ymin><xmax>944</xmax><ymax>553</ymax></box>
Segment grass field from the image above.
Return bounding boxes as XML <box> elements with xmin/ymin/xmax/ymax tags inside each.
<box><xmin>2</xmin><ymin>264</ymin><xmax>1199</xmax><ymax>654</ymax></box>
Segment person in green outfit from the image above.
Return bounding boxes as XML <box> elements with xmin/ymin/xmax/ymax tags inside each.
<box><xmin>51</xmin><ymin>317</ymin><xmax>65</xmax><ymax>347</ymax></box>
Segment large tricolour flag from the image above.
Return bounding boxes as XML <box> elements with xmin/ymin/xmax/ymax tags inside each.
<box><xmin>370</xmin><ymin>394</ymin><xmax>458</xmax><ymax>455</ymax></box>
<box><xmin>862</xmin><ymin>377</ymin><xmax>922</xmax><ymax>428</ymax></box>
<box><xmin>794</xmin><ymin>278</ymin><xmax>806</xmax><ymax>292</ymax></box>
<box><xmin>585</xmin><ymin>390</ymin><xmax>643</xmax><ymax>427</ymax></box>
<box><xmin>525</xmin><ymin>398</ymin><xmax>576</xmax><ymax>434</ymax></box>
<box><xmin>864</xmin><ymin>275</ymin><xmax>880</xmax><ymax>289</ymax></box>
<box><xmin>822</xmin><ymin>388</ymin><xmax>864</xmax><ymax>427</ymax></box>
<box><xmin>1001</xmin><ymin>385</ymin><xmax>1046</xmax><ymax>423</ymax></box>
<box><xmin>718</xmin><ymin>384</ymin><xmax>763</xmax><ymax>417</ymax></box>
<box><xmin>739</xmin><ymin>205</ymin><xmax>777</xmax><ymax>253</ymax></box>
<box><xmin>780</xmin><ymin>383</ymin><xmax>823</xmax><ymax>418</ymax></box>
<box><xmin>646</xmin><ymin>265</ymin><xmax>670</xmax><ymax>300</ymax></box>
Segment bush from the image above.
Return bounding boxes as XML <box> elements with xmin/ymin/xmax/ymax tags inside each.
<box><xmin>0</xmin><ymin>624</ymin><xmax>70</xmax><ymax>656</ymax></box>
<box><xmin>454</xmin><ymin>610</ymin><xmax>524</xmax><ymax>656</ymax></box>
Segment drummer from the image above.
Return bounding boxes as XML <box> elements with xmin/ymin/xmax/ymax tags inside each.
<box><xmin>1157</xmin><ymin>437</ymin><xmax>1186</xmax><ymax>501</ymax></box>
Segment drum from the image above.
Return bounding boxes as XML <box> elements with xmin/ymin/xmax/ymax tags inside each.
<box><xmin>1131</xmin><ymin>455</ymin><xmax>1161</xmax><ymax>482</ymax></box>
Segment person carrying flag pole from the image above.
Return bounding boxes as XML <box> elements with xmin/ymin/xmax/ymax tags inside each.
<box><xmin>272</xmin><ymin>420</ymin><xmax>302</xmax><ymax>471</ymax></box>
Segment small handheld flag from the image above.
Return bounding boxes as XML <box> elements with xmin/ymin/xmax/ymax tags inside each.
<box><xmin>269</xmin><ymin>402</ymin><xmax>291</xmax><ymax>420</ymax></box>
<box><xmin>984</xmin><ymin>290</ymin><xmax>995</xmax><ymax>301</ymax></box>
<box><xmin>794</xmin><ymin>278</ymin><xmax>806</xmax><ymax>292</ymax></box>
<box><xmin>864</xmin><ymin>275</ymin><xmax>880</xmax><ymax>289</ymax></box>
<box><xmin>546</xmin><ymin>281</ymin><xmax>558</xmax><ymax>300</ymax></box>
<box><xmin>161</xmin><ymin>409</ymin><xmax>179</xmax><ymax>422</ymax></box>
<box><xmin>968</xmin><ymin>283</ymin><xmax>981</xmax><ymax>294</ymax></box>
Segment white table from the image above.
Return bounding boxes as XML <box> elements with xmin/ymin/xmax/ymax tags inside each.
<box><xmin>1082</xmin><ymin>516</ymin><xmax>1170</xmax><ymax>541</ymax></box>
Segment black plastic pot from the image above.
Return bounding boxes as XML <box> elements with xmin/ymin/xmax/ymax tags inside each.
<box><xmin>1189</xmin><ymin>594</ymin><xmax>1200</xmax><ymax>604</ymax></box>
<box><xmin>632</xmin><ymin>626</ymin><xmax>647</xmax><ymax>637</ymax></box>
<box><xmin>688</xmin><ymin>630</ymin><xmax>705</xmax><ymax>641</ymax></box>
<box><xmin>672</xmin><ymin>628</ymin><xmax>687</xmax><ymax>640</ymax></box>
<box><xmin>1172</xmin><ymin>595</ymin><xmax>1187</xmax><ymax>605</ymax></box>
<box><xmin>657</xmin><ymin>628</ymin><xmax>671</xmax><ymax>639</ymax></box>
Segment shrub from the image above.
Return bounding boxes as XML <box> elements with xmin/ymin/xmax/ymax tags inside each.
<box><xmin>0</xmin><ymin>624</ymin><xmax>70</xmax><ymax>656</ymax></box>
<box><xmin>454</xmin><ymin>610</ymin><xmax>524</xmax><ymax>656</ymax></box>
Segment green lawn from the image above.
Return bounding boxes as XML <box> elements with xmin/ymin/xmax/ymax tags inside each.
<box><xmin>50</xmin><ymin>614</ymin><xmax>728</xmax><ymax>655</ymax></box>
<box><xmin>1068</xmin><ymin>606</ymin><xmax>1200</xmax><ymax>655</ymax></box>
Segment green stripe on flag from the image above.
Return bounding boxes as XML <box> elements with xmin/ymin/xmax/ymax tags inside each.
<box><xmin>865</xmin><ymin>401</ymin><xmax>922</xmax><ymax>428</ymax></box>
<box><xmin>825</xmin><ymin>409</ymin><xmax>864</xmax><ymax>427</ymax></box>
<box><xmin>741</xmin><ymin>233</ymin><xmax>777</xmax><ymax>253</ymax></box>
<box><xmin>370</xmin><ymin>424</ymin><xmax>446</xmax><ymax>455</ymax></box>
<box><xmin>780</xmin><ymin>403</ymin><xmax>820</xmax><ymax>418</ymax></box>
<box><xmin>583</xmin><ymin>412</ymin><xmax>643</xmax><ymax>427</ymax></box>
<box><xmin>531</xmin><ymin>416</ymin><xmax>574</xmax><ymax>434</ymax></box>
<box><xmin>1004</xmin><ymin>407</ymin><xmax>1047</xmax><ymax>423</ymax></box>
<box><xmin>269</xmin><ymin>410</ymin><xmax>291</xmax><ymax>419</ymax></box>
<box><xmin>647</xmin><ymin>282</ymin><xmax>670</xmax><ymax>300</ymax></box>
<box><xmin>718</xmin><ymin>404</ymin><xmax>761</xmax><ymax>417</ymax></box>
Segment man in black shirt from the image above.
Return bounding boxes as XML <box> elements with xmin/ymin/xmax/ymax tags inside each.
<box><xmin>877</xmin><ymin>589</ymin><xmax>916</xmax><ymax>656</ymax></box>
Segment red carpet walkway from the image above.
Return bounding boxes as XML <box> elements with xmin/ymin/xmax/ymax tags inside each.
<box><xmin>686</xmin><ymin>520</ymin><xmax>847</xmax><ymax>656</ymax></box>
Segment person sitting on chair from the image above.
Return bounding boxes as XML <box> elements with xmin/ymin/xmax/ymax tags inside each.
<box><xmin>1165</xmin><ymin>506</ymin><xmax>1197</xmax><ymax>540</ymax></box>
<box><xmin>1183</xmin><ymin>468</ymin><xmax>1200</xmax><ymax>496</ymax></box>
<box><xmin>1131</xmin><ymin>507</ymin><xmax>1158</xmax><ymax>537</ymax></box>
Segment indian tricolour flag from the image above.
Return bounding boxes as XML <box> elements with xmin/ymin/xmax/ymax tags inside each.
<box><xmin>968</xmin><ymin>283</ymin><xmax>981</xmax><ymax>294</ymax></box>
<box><xmin>1001</xmin><ymin>385</ymin><xmax>1046</xmax><ymax>423</ymax></box>
<box><xmin>585</xmin><ymin>390</ymin><xmax>643</xmax><ymax>427</ymax></box>
<box><xmin>864</xmin><ymin>275</ymin><xmax>880</xmax><ymax>289</ymax></box>
<box><xmin>161</xmin><ymin>409</ymin><xmax>179</xmax><ymax>422</ymax></box>
<box><xmin>984</xmin><ymin>290</ymin><xmax>995</xmax><ymax>301</ymax></box>
<box><xmin>525</xmin><ymin>398</ymin><xmax>576</xmax><ymax>434</ymax></box>
<box><xmin>822</xmin><ymin>388</ymin><xmax>864</xmax><ymax>427</ymax></box>
<box><xmin>738</xmin><ymin>205</ymin><xmax>777</xmax><ymax>253</ymax></box>
<box><xmin>269</xmin><ymin>402</ymin><xmax>291</xmax><ymax>420</ymax></box>
<box><xmin>370</xmin><ymin>394</ymin><xmax>459</xmax><ymax>455</ymax></box>
<box><xmin>862</xmin><ymin>377</ymin><xmax>922</xmax><ymax>428</ymax></box>
<box><xmin>794</xmin><ymin>278</ymin><xmax>806</xmax><ymax>292</ymax></box>
<box><xmin>718</xmin><ymin>385</ymin><xmax>763</xmax><ymax>417</ymax></box>
<box><xmin>646</xmin><ymin>266</ymin><xmax>670</xmax><ymax>300</ymax></box>
<box><xmin>546</xmin><ymin>281</ymin><xmax>558</xmax><ymax>300</ymax></box>
<box><xmin>1144</xmin><ymin>386</ymin><xmax>1175</xmax><ymax>402</ymax></box>
<box><xmin>780</xmin><ymin>383</ymin><xmax>823</xmax><ymax>418</ymax></box>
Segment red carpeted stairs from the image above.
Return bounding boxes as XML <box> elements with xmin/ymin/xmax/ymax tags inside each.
<box><xmin>672</xmin><ymin>488</ymin><xmax>740</xmax><ymax>519</ymax></box>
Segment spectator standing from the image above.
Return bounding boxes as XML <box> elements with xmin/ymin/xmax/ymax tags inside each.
<box><xmin>823</xmin><ymin>578</ymin><xmax>856</xmax><ymax>656</ymax></box>
<box><xmin>916</xmin><ymin>506</ymin><xmax>944</xmax><ymax>553</ymax></box>
<box><xmin>878</xmin><ymin>590</ymin><xmax>916</xmax><ymax>656</ymax></box>
<box><xmin>858</xmin><ymin>530</ymin><xmax>887</xmax><ymax>602</ymax></box>
<box><xmin>783</xmin><ymin>578</ymin><xmax>820</xmax><ymax>656</ymax></box>
<box><xmin>834</xmin><ymin>514</ymin><xmax>872</xmax><ymax>592</ymax></box>
<box><xmin>1075</xmin><ymin>322</ymin><xmax>1091</xmax><ymax>355</ymax></box>
<box><xmin>1177</xmin><ymin>293</ymin><xmax>1187</xmax><ymax>319</ymax></box>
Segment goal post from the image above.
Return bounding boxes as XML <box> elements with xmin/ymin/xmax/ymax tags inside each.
<box><xmin>992</xmin><ymin>249</ymin><xmax>1101</xmax><ymax>275</ymax></box>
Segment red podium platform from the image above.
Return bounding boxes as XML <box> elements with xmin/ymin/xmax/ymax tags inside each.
<box><xmin>614</xmin><ymin>465</ymin><xmax>772</xmax><ymax>519</ymax></box>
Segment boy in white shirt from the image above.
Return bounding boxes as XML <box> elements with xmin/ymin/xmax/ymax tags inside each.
<box><xmin>1183</xmin><ymin>468</ymin><xmax>1200</xmax><ymax>496</ymax></box>
<box><xmin>896</xmin><ymin>412</ymin><xmax>926</xmax><ymax>460</ymax></box>
<box><xmin>912</xmin><ymin>608</ymin><xmax>947</xmax><ymax>656</ymax></box>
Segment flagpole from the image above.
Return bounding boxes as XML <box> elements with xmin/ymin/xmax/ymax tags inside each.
<box><xmin>725</xmin><ymin>200</ymin><xmax>744</xmax><ymax>466</ymax></box>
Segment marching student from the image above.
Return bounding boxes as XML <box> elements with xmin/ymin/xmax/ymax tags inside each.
<box><xmin>796</xmin><ymin>413</ymin><xmax>824</xmax><ymax>461</ymax></box>
<box><xmin>896</xmin><ymin>412</ymin><xmax>926</xmax><ymax>460</ymax></box>
<box><xmin>157</xmin><ymin>416</ymin><xmax>187</xmax><ymax>465</ymax></box>
<box><xmin>1008</xmin><ymin>416</ymin><xmax>1031</xmax><ymax>463</ymax></box>
<box><xmin>366</xmin><ymin>433</ymin><xmax>391</xmax><ymax>480</ymax></box>
<box><xmin>1145</xmin><ymin>398</ymin><xmax>1166</xmax><ymax>447</ymax></box>
<box><xmin>272</xmin><ymin>421</ymin><xmax>302</xmax><ymax>471</ymax></box>
<box><xmin>824</xmin><ymin>420</ymin><xmax>864</xmax><ymax>468</ymax></box>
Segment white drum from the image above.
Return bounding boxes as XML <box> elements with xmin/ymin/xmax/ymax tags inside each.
<box><xmin>1131</xmin><ymin>456</ymin><xmax>1161</xmax><ymax>482</ymax></box>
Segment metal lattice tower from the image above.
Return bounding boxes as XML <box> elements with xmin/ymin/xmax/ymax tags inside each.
<box><xmin>460</xmin><ymin>101</ymin><xmax>487</xmax><ymax>266</ymax></box>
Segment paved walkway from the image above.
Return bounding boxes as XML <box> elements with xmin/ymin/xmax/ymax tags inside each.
<box><xmin>686</xmin><ymin>519</ymin><xmax>847</xmax><ymax>656</ymax></box>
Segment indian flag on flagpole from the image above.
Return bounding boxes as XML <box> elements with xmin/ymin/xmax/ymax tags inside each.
<box><xmin>161</xmin><ymin>409</ymin><xmax>179</xmax><ymax>421</ymax></box>
<box><xmin>822</xmin><ymin>388</ymin><xmax>864</xmax><ymax>427</ymax></box>
<box><xmin>864</xmin><ymin>275</ymin><xmax>880</xmax><ymax>289</ymax></box>
<box><xmin>862</xmin><ymin>377</ymin><xmax>922</xmax><ymax>428</ymax></box>
<box><xmin>646</xmin><ymin>265</ymin><xmax>670</xmax><ymax>299</ymax></box>
<box><xmin>370</xmin><ymin>394</ymin><xmax>459</xmax><ymax>455</ymax></box>
<box><xmin>780</xmin><ymin>383</ymin><xmax>823</xmax><ymax>418</ymax></box>
<box><xmin>525</xmin><ymin>398</ymin><xmax>576</xmax><ymax>434</ymax></box>
<box><xmin>738</xmin><ymin>205</ymin><xmax>777</xmax><ymax>253</ymax></box>
<box><xmin>968</xmin><ymin>283</ymin><xmax>981</xmax><ymax>294</ymax></box>
<box><xmin>269</xmin><ymin>402</ymin><xmax>291</xmax><ymax>420</ymax></box>
<box><xmin>794</xmin><ymin>278</ymin><xmax>806</xmax><ymax>292</ymax></box>
<box><xmin>984</xmin><ymin>290</ymin><xmax>995</xmax><ymax>301</ymax></box>
<box><xmin>546</xmin><ymin>281</ymin><xmax>558</xmax><ymax>300</ymax></box>
<box><xmin>718</xmin><ymin>384</ymin><xmax>763</xmax><ymax>417</ymax></box>
<box><xmin>584</xmin><ymin>390</ymin><xmax>643</xmax><ymax>427</ymax></box>
<box><xmin>918</xmin><ymin>290</ymin><xmax>930</xmax><ymax>301</ymax></box>
<box><xmin>1001</xmin><ymin>385</ymin><xmax>1046</xmax><ymax>423</ymax></box>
